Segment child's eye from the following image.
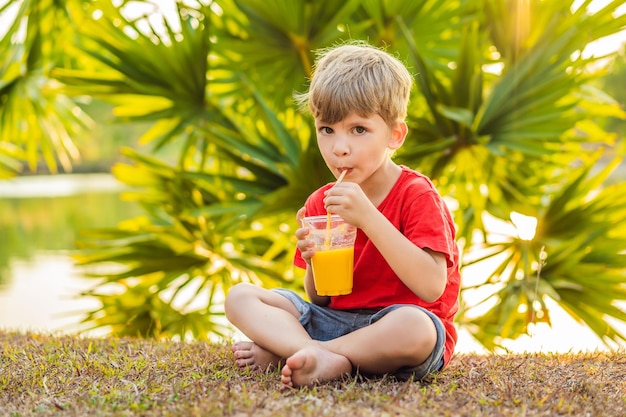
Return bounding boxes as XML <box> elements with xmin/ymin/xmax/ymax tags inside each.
<box><xmin>353</xmin><ymin>126</ymin><xmax>367</xmax><ymax>134</ymax></box>
<box><xmin>319</xmin><ymin>126</ymin><xmax>334</xmax><ymax>135</ymax></box>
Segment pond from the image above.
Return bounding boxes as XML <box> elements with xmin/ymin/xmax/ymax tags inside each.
<box><xmin>0</xmin><ymin>174</ymin><xmax>141</xmax><ymax>336</ymax></box>
<box><xmin>0</xmin><ymin>174</ymin><xmax>623</xmax><ymax>353</ymax></box>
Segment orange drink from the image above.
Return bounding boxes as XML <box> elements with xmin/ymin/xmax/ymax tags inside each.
<box><xmin>311</xmin><ymin>247</ymin><xmax>354</xmax><ymax>296</ymax></box>
<box><xmin>303</xmin><ymin>215</ymin><xmax>357</xmax><ymax>296</ymax></box>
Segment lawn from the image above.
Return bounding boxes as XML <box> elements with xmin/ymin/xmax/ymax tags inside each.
<box><xmin>1</xmin><ymin>331</ymin><xmax>624</xmax><ymax>416</ymax></box>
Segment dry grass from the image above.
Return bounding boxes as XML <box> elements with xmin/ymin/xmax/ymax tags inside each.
<box><xmin>1</xmin><ymin>331</ymin><xmax>625</xmax><ymax>416</ymax></box>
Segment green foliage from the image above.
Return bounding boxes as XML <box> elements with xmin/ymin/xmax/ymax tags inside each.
<box><xmin>461</xmin><ymin>156</ymin><xmax>626</xmax><ymax>349</ymax></box>
<box><xmin>1</xmin><ymin>0</ymin><xmax>626</xmax><ymax>351</ymax></box>
<box><xmin>597</xmin><ymin>44</ymin><xmax>626</xmax><ymax>139</ymax></box>
<box><xmin>74</xmin><ymin>145</ymin><xmax>304</xmax><ymax>339</ymax></box>
<box><xmin>395</xmin><ymin>0</ymin><xmax>626</xmax><ymax>240</ymax></box>
<box><xmin>0</xmin><ymin>0</ymin><xmax>92</xmax><ymax>175</ymax></box>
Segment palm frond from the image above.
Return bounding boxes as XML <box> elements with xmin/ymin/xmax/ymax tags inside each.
<box><xmin>463</xmin><ymin>157</ymin><xmax>626</xmax><ymax>348</ymax></box>
<box><xmin>0</xmin><ymin>0</ymin><xmax>90</xmax><ymax>173</ymax></box>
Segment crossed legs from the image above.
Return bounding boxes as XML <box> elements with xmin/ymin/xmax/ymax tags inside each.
<box><xmin>224</xmin><ymin>283</ymin><xmax>437</xmax><ymax>388</ymax></box>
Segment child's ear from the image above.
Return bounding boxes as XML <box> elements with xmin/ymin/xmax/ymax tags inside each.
<box><xmin>389</xmin><ymin>120</ymin><xmax>408</xmax><ymax>150</ymax></box>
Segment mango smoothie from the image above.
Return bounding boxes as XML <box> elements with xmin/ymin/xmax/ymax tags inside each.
<box><xmin>303</xmin><ymin>214</ymin><xmax>357</xmax><ymax>296</ymax></box>
<box><xmin>311</xmin><ymin>246</ymin><xmax>354</xmax><ymax>296</ymax></box>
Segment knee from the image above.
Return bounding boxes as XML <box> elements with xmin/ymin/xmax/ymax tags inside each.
<box><xmin>224</xmin><ymin>282</ymin><xmax>257</xmax><ymax>318</ymax></box>
<box><xmin>390</xmin><ymin>308</ymin><xmax>437</xmax><ymax>360</ymax></box>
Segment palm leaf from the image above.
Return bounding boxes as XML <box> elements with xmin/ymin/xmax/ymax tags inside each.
<box><xmin>0</xmin><ymin>0</ymin><xmax>91</xmax><ymax>173</ymax></box>
<box><xmin>212</xmin><ymin>0</ymin><xmax>364</xmax><ymax>104</ymax></box>
<box><xmin>463</xmin><ymin>158</ymin><xmax>626</xmax><ymax>349</ymax></box>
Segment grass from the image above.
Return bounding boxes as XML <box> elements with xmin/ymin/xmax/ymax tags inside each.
<box><xmin>1</xmin><ymin>331</ymin><xmax>625</xmax><ymax>416</ymax></box>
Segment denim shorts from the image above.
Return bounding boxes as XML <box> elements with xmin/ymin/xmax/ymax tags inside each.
<box><xmin>272</xmin><ymin>288</ymin><xmax>445</xmax><ymax>381</ymax></box>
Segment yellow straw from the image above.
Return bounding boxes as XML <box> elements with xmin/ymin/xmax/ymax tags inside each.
<box><xmin>325</xmin><ymin>170</ymin><xmax>347</xmax><ymax>248</ymax></box>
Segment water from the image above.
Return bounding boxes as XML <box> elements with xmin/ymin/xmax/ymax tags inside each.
<box><xmin>0</xmin><ymin>174</ymin><xmax>623</xmax><ymax>353</ymax></box>
<box><xmin>0</xmin><ymin>174</ymin><xmax>140</xmax><ymax>335</ymax></box>
<box><xmin>0</xmin><ymin>254</ymin><xmax>101</xmax><ymax>334</ymax></box>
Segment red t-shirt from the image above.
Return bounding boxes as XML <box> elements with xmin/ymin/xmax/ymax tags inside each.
<box><xmin>294</xmin><ymin>166</ymin><xmax>460</xmax><ymax>366</ymax></box>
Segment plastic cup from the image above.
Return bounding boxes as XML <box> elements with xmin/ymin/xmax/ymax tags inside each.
<box><xmin>302</xmin><ymin>214</ymin><xmax>357</xmax><ymax>296</ymax></box>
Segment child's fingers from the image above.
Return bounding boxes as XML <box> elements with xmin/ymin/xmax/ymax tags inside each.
<box><xmin>296</xmin><ymin>207</ymin><xmax>306</xmax><ymax>224</ymax></box>
<box><xmin>295</xmin><ymin>226</ymin><xmax>310</xmax><ymax>240</ymax></box>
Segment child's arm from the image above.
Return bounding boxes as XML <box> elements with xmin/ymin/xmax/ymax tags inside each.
<box><xmin>361</xmin><ymin>209</ymin><xmax>447</xmax><ymax>302</ymax></box>
<box><xmin>327</xmin><ymin>183</ymin><xmax>447</xmax><ymax>302</ymax></box>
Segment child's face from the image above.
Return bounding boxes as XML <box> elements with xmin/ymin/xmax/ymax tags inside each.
<box><xmin>314</xmin><ymin>111</ymin><xmax>405</xmax><ymax>184</ymax></box>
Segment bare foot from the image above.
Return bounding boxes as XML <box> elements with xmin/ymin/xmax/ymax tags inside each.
<box><xmin>280</xmin><ymin>344</ymin><xmax>352</xmax><ymax>388</ymax></box>
<box><xmin>231</xmin><ymin>341</ymin><xmax>282</xmax><ymax>372</ymax></box>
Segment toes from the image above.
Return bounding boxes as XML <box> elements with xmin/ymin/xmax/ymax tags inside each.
<box><xmin>280</xmin><ymin>373</ymin><xmax>294</xmax><ymax>389</ymax></box>
<box><xmin>232</xmin><ymin>341</ymin><xmax>254</xmax><ymax>359</ymax></box>
<box><xmin>234</xmin><ymin>349</ymin><xmax>253</xmax><ymax>360</ymax></box>
<box><xmin>235</xmin><ymin>341</ymin><xmax>254</xmax><ymax>349</ymax></box>
<box><xmin>236</xmin><ymin>357</ymin><xmax>256</xmax><ymax>368</ymax></box>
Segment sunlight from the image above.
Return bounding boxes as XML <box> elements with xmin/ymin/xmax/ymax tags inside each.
<box><xmin>510</xmin><ymin>211</ymin><xmax>538</xmax><ymax>241</ymax></box>
<box><xmin>573</xmin><ymin>0</ymin><xmax>626</xmax><ymax>59</ymax></box>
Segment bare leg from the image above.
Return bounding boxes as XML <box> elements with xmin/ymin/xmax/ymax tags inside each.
<box><xmin>281</xmin><ymin>307</ymin><xmax>437</xmax><ymax>387</ymax></box>
<box><xmin>226</xmin><ymin>285</ymin><xmax>437</xmax><ymax>388</ymax></box>
<box><xmin>225</xmin><ymin>283</ymin><xmax>313</xmax><ymax>367</ymax></box>
<box><xmin>333</xmin><ymin>307</ymin><xmax>437</xmax><ymax>374</ymax></box>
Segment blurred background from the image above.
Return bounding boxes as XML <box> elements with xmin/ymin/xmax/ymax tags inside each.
<box><xmin>1</xmin><ymin>0</ymin><xmax>626</xmax><ymax>354</ymax></box>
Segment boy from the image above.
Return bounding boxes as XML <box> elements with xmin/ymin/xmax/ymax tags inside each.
<box><xmin>224</xmin><ymin>42</ymin><xmax>460</xmax><ymax>389</ymax></box>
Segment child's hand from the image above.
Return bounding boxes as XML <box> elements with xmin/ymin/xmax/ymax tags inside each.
<box><xmin>323</xmin><ymin>182</ymin><xmax>372</xmax><ymax>228</ymax></box>
<box><xmin>295</xmin><ymin>207</ymin><xmax>315</xmax><ymax>265</ymax></box>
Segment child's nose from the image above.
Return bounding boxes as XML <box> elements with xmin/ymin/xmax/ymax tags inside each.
<box><xmin>333</xmin><ymin>137</ymin><xmax>350</xmax><ymax>156</ymax></box>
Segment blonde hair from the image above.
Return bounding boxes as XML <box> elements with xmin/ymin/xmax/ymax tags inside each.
<box><xmin>296</xmin><ymin>42</ymin><xmax>413</xmax><ymax>127</ymax></box>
